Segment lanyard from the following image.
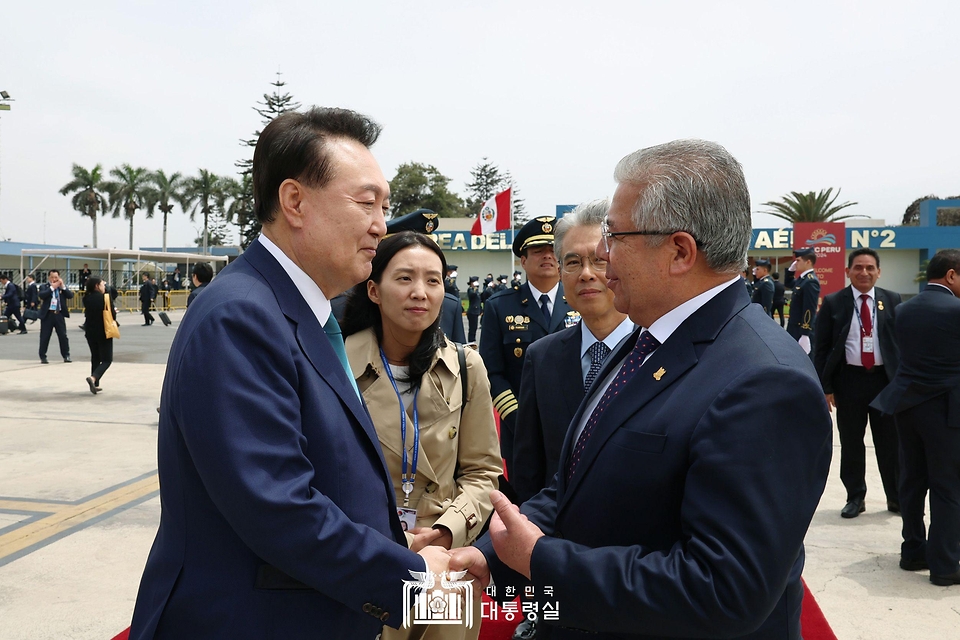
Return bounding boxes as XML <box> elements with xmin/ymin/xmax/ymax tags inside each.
<box><xmin>853</xmin><ymin>294</ymin><xmax>876</xmax><ymax>337</ymax></box>
<box><xmin>379</xmin><ymin>348</ymin><xmax>420</xmax><ymax>507</ymax></box>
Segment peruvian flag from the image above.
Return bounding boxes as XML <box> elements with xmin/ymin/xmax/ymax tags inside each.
<box><xmin>470</xmin><ymin>188</ymin><xmax>512</xmax><ymax>235</ymax></box>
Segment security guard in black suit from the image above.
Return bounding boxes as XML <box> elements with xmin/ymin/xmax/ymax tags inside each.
<box><xmin>478</xmin><ymin>216</ymin><xmax>572</xmax><ymax>483</ymax></box>
<box><xmin>787</xmin><ymin>248</ymin><xmax>820</xmax><ymax>355</ymax></box>
<box><xmin>751</xmin><ymin>258</ymin><xmax>775</xmax><ymax>316</ymax></box>
<box><xmin>331</xmin><ymin>208</ymin><xmax>466</xmax><ymax>342</ymax></box>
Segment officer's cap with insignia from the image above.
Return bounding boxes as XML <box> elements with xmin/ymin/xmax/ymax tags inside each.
<box><xmin>468</xmin><ymin>276</ymin><xmax>479</xmax><ymax>284</ymax></box>
<box><xmin>513</xmin><ymin>216</ymin><xmax>558</xmax><ymax>257</ymax></box>
<box><xmin>446</xmin><ymin>264</ymin><xmax>458</xmax><ymax>272</ymax></box>
<box><xmin>385</xmin><ymin>208</ymin><xmax>440</xmax><ymax>237</ymax></box>
<box><xmin>498</xmin><ymin>275</ymin><xmax>508</xmax><ymax>282</ymax></box>
<box><xmin>754</xmin><ymin>258</ymin><xmax>771</xmax><ymax>268</ymax></box>
<box><xmin>793</xmin><ymin>248</ymin><xmax>815</xmax><ymax>259</ymax></box>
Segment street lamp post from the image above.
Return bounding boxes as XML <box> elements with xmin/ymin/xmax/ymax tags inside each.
<box><xmin>0</xmin><ymin>91</ymin><xmax>13</xmax><ymax>242</ymax></box>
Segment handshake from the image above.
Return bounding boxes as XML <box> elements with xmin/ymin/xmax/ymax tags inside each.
<box><xmin>414</xmin><ymin>490</ymin><xmax>545</xmax><ymax>590</ymax></box>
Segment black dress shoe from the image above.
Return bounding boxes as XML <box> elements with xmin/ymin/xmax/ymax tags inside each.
<box><xmin>887</xmin><ymin>500</ymin><xmax>901</xmax><ymax>514</ymax></box>
<box><xmin>841</xmin><ymin>500</ymin><xmax>865</xmax><ymax>518</ymax></box>
<box><xmin>900</xmin><ymin>557</ymin><xmax>929</xmax><ymax>571</ymax></box>
<box><xmin>930</xmin><ymin>570</ymin><xmax>960</xmax><ymax>586</ymax></box>
<box><xmin>512</xmin><ymin>616</ymin><xmax>538</xmax><ymax>640</ymax></box>
<box><xmin>63</xmin><ymin>356</ymin><xmax>72</xmax><ymax>363</ymax></box>
<box><xmin>40</xmin><ymin>357</ymin><xmax>49</xmax><ymax>364</ymax></box>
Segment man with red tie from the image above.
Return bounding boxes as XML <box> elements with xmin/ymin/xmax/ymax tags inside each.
<box><xmin>814</xmin><ymin>247</ymin><xmax>902</xmax><ymax>518</ymax></box>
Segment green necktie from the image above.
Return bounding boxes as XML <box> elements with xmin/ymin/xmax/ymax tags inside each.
<box><xmin>323</xmin><ymin>314</ymin><xmax>361</xmax><ymax>400</ymax></box>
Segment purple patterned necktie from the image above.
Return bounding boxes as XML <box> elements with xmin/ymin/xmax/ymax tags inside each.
<box><xmin>566</xmin><ymin>331</ymin><xmax>660</xmax><ymax>482</ymax></box>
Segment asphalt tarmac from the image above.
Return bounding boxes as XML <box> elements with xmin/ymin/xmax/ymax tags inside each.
<box><xmin>0</xmin><ymin>309</ymin><xmax>958</xmax><ymax>639</ymax></box>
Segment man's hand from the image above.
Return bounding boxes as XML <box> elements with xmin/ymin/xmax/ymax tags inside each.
<box><xmin>409</xmin><ymin>527</ymin><xmax>443</xmax><ymax>552</ymax></box>
<box><xmin>448</xmin><ymin>546</ymin><xmax>491</xmax><ymax>591</ymax></box>
<box><xmin>825</xmin><ymin>393</ymin><xmax>835</xmax><ymax>411</ymax></box>
<box><xmin>418</xmin><ymin>545</ymin><xmax>450</xmax><ymax>576</ymax></box>
<box><xmin>487</xmin><ymin>490</ymin><xmax>544</xmax><ymax>579</ymax></box>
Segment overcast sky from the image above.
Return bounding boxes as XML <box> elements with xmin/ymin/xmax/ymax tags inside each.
<box><xmin>1</xmin><ymin>1</ymin><xmax>957</xmax><ymax>250</ymax></box>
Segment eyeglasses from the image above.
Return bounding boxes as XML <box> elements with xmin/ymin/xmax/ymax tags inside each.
<box><xmin>599</xmin><ymin>220</ymin><xmax>698</xmax><ymax>254</ymax></box>
<box><xmin>561</xmin><ymin>254</ymin><xmax>608</xmax><ymax>274</ymax></box>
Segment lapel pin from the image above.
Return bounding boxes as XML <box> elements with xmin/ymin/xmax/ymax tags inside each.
<box><xmin>653</xmin><ymin>367</ymin><xmax>666</xmax><ymax>381</ymax></box>
<box><xmin>877</xmin><ymin>300</ymin><xmax>884</xmax><ymax>311</ymax></box>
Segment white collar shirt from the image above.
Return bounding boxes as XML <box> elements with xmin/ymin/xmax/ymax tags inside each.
<box><xmin>845</xmin><ymin>286</ymin><xmax>883</xmax><ymax>367</ymax></box>
<box><xmin>258</xmin><ymin>234</ymin><xmax>332</xmax><ymax>327</ymax></box>
<box><xmin>572</xmin><ymin>277</ymin><xmax>740</xmax><ymax>444</ymax></box>
<box><xmin>579</xmin><ymin>317</ymin><xmax>637</xmax><ymax>384</ymax></box>
<box><xmin>528</xmin><ymin>281</ymin><xmax>559</xmax><ymax>321</ymax></box>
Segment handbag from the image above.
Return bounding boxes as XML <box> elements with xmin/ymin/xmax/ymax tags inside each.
<box><xmin>24</xmin><ymin>309</ymin><xmax>40</xmax><ymax>321</ymax></box>
<box><xmin>103</xmin><ymin>295</ymin><xmax>120</xmax><ymax>340</ymax></box>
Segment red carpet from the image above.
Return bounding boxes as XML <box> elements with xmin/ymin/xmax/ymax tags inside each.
<box><xmin>110</xmin><ymin>578</ymin><xmax>835</xmax><ymax>639</ymax></box>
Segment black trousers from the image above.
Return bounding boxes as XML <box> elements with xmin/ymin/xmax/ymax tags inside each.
<box><xmin>467</xmin><ymin>314</ymin><xmax>480</xmax><ymax>343</ymax></box>
<box><xmin>834</xmin><ymin>364</ymin><xmax>899</xmax><ymax>503</ymax></box>
<box><xmin>39</xmin><ymin>312</ymin><xmax>70</xmax><ymax>359</ymax></box>
<box><xmin>4</xmin><ymin>303</ymin><xmax>25</xmax><ymax>330</ymax></box>
<box><xmin>773</xmin><ymin>302</ymin><xmax>785</xmax><ymax>327</ymax></box>
<box><xmin>86</xmin><ymin>336</ymin><xmax>113</xmax><ymax>383</ymax></box>
<box><xmin>141</xmin><ymin>301</ymin><xmax>154</xmax><ymax>324</ymax></box>
<box><xmin>896</xmin><ymin>394</ymin><xmax>960</xmax><ymax>575</ymax></box>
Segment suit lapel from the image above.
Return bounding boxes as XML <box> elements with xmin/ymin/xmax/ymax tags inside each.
<box><xmin>558</xmin><ymin>281</ymin><xmax>750</xmax><ymax>511</ymax></box>
<box><xmin>548</xmin><ymin>284</ymin><xmax>571</xmax><ymax>332</ymax></box>
<box><xmin>559</xmin><ymin>325</ymin><xmax>586</xmax><ymax>419</ymax></box>
<box><xmin>243</xmin><ymin>242</ymin><xmax>387</xmax><ymax>469</ymax></box>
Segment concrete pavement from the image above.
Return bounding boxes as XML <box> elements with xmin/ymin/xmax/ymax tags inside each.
<box><xmin>0</xmin><ymin>310</ymin><xmax>958</xmax><ymax>639</ymax></box>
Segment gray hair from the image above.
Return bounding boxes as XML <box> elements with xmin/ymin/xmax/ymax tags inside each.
<box><xmin>554</xmin><ymin>198</ymin><xmax>610</xmax><ymax>259</ymax></box>
<box><xmin>613</xmin><ymin>139</ymin><xmax>750</xmax><ymax>273</ymax></box>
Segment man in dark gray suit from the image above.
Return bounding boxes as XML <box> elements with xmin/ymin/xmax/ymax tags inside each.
<box><xmin>814</xmin><ymin>247</ymin><xmax>901</xmax><ymax>518</ymax></box>
<box><xmin>872</xmin><ymin>249</ymin><xmax>960</xmax><ymax>586</ymax></box>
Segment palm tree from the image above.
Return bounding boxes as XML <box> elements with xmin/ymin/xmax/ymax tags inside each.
<box><xmin>761</xmin><ymin>188</ymin><xmax>858</xmax><ymax>223</ymax></box>
<box><xmin>182</xmin><ymin>169</ymin><xmax>224</xmax><ymax>255</ymax></box>
<box><xmin>59</xmin><ymin>164</ymin><xmax>109</xmax><ymax>247</ymax></box>
<box><xmin>105</xmin><ymin>164</ymin><xmax>154</xmax><ymax>250</ymax></box>
<box><xmin>147</xmin><ymin>170</ymin><xmax>186</xmax><ymax>253</ymax></box>
<box><xmin>224</xmin><ymin>174</ymin><xmax>253</xmax><ymax>229</ymax></box>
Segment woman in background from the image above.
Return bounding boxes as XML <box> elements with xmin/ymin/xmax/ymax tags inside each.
<box><xmin>342</xmin><ymin>231</ymin><xmax>501</xmax><ymax>640</ymax></box>
<box><xmin>82</xmin><ymin>276</ymin><xmax>114</xmax><ymax>394</ymax></box>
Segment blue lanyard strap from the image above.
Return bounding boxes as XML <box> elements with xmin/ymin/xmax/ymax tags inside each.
<box><xmin>379</xmin><ymin>348</ymin><xmax>419</xmax><ymax>506</ymax></box>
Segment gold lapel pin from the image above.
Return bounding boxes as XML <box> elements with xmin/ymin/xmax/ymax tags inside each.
<box><xmin>653</xmin><ymin>367</ymin><xmax>666</xmax><ymax>381</ymax></box>
<box><xmin>877</xmin><ymin>300</ymin><xmax>884</xmax><ymax>311</ymax></box>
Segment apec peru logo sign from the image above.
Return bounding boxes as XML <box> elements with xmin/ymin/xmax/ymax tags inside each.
<box><xmin>804</xmin><ymin>228</ymin><xmax>838</xmax><ymax>247</ymax></box>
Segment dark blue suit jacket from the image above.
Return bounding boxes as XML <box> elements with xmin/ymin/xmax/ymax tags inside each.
<box><xmin>512</xmin><ymin>323</ymin><xmax>584</xmax><ymax>504</ymax></box>
<box><xmin>871</xmin><ymin>284</ymin><xmax>960</xmax><ymax>425</ymax></box>
<box><xmin>479</xmin><ymin>282</ymin><xmax>833</xmax><ymax>639</ymax></box>
<box><xmin>130</xmin><ymin>240</ymin><xmax>424</xmax><ymax>639</ymax></box>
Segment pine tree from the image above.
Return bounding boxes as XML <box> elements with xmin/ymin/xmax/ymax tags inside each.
<box><xmin>500</xmin><ymin>169</ymin><xmax>528</xmax><ymax>227</ymax></box>
<box><xmin>235</xmin><ymin>72</ymin><xmax>301</xmax><ymax>248</ymax></box>
<box><xmin>465</xmin><ymin>158</ymin><xmax>527</xmax><ymax>227</ymax></box>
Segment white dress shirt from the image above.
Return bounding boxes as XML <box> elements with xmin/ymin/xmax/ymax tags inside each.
<box><xmin>579</xmin><ymin>317</ymin><xmax>637</xmax><ymax>383</ymax></box>
<box><xmin>258</xmin><ymin>234</ymin><xmax>332</xmax><ymax>326</ymax></box>
<box><xmin>845</xmin><ymin>286</ymin><xmax>883</xmax><ymax>367</ymax></box>
<box><xmin>528</xmin><ymin>281</ymin><xmax>560</xmax><ymax>321</ymax></box>
<box><xmin>571</xmin><ymin>277</ymin><xmax>741</xmax><ymax>444</ymax></box>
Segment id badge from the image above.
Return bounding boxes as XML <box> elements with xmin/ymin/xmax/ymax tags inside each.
<box><xmin>398</xmin><ymin>507</ymin><xmax>417</xmax><ymax>532</ymax></box>
<box><xmin>862</xmin><ymin>336</ymin><xmax>874</xmax><ymax>354</ymax></box>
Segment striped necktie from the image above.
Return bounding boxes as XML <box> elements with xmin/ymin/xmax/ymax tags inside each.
<box><xmin>583</xmin><ymin>341</ymin><xmax>611</xmax><ymax>393</ymax></box>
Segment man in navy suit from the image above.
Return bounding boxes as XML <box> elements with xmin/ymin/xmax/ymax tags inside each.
<box><xmin>872</xmin><ymin>249</ymin><xmax>960</xmax><ymax>586</ymax></box>
<box><xmin>130</xmin><ymin>107</ymin><xmax>449</xmax><ymax>639</ymax></box>
<box><xmin>814</xmin><ymin>247</ymin><xmax>901</xmax><ymax>518</ymax></box>
<box><xmin>512</xmin><ymin>198</ymin><xmax>634</xmax><ymax>504</ymax></box>
<box><xmin>452</xmin><ymin>140</ymin><xmax>832</xmax><ymax>639</ymax></box>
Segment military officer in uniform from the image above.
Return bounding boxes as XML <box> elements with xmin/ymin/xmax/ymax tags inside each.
<box><xmin>479</xmin><ymin>216</ymin><xmax>573</xmax><ymax>489</ymax></box>
<box><xmin>511</xmin><ymin>270</ymin><xmax>523</xmax><ymax>291</ymax></box>
<box><xmin>787</xmin><ymin>248</ymin><xmax>820</xmax><ymax>355</ymax></box>
<box><xmin>751</xmin><ymin>258</ymin><xmax>775</xmax><ymax>316</ymax></box>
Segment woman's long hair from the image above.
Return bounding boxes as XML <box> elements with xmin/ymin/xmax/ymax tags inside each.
<box><xmin>85</xmin><ymin>276</ymin><xmax>103</xmax><ymax>294</ymax></box>
<box><xmin>341</xmin><ymin>231</ymin><xmax>447</xmax><ymax>387</ymax></box>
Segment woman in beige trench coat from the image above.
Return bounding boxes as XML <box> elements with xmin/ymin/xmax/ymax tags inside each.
<box><xmin>343</xmin><ymin>231</ymin><xmax>502</xmax><ymax>640</ymax></box>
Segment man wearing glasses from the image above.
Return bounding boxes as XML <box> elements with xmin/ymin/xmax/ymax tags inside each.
<box><xmin>512</xmin><ymin>198</ymin><xmax>634</xmax><ymax>505</ymax></box>
<box><xmin>453</xmin><ymin>140</ymin><xmax>832</xmax><ymax>639</ymax></box>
